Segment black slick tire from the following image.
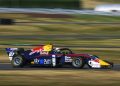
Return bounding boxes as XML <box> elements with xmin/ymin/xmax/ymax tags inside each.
<box><xmin>11</xmin><ymin>55</ymin><xmax>25</xmax><ymax>68</ymax></box>
<box><xmin>72</xmin><ymin>57</ymin><xmax>85</xmax><ymax>68</ymax></box>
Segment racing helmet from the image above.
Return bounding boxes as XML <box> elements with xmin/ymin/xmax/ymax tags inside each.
<box><xmin>55</xmin><ymin>48</ymin><xmax>60</xmax><ymax>52</ymax></box>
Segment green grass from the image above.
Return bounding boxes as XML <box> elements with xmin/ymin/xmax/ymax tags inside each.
<box><xmin>0</xmin><ymin>14</ymin><xmax>120</xmax><ymax>36</ymax></box>
<box><xmin>0</xmin><ymin>5</ymin><xmax>120</xmax><ymax>86</ymax></box>
<box><xmin>0</xmin><ymin>39</ymin><xmax>120</xmax><ymax>47</ymax></box>
<box><xmin>0</xmin><ymin>70</ymin><xmax>120</xmax><ymax>86</ymax></box>
<box><xmin>0</xmin><ymin>13</ymin><xmax>119</xmax><ymax>86</ymax></box>
<box><xmin>73</xmin><ymin>14</ymin><xmax>120</xmax><ymax>22</ymax></box>
<box><xmin>0</xmin><ymin>13</ymin><xmax>120</xmax><ymax>63</ymax></box>
<box><xmin>0</xmin><ymin>24</ymin><xmax>120</xmax><ymax>36</ymax></box>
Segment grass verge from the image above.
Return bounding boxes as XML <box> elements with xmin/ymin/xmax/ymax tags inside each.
<box><xmin>0</xmin><ymin>70</ymin><xmax>120</xmax><ymax>86</ymax></box>
<box><xmin>0</xmin><ymin>13</ymin><xmax>119</xmax><ymax>63</ymax></box>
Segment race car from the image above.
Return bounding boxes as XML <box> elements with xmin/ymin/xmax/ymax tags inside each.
<box><xmin>5</xmin><ymin>44</ymin><xmax>113</xmax><ymax>69</ymax></box>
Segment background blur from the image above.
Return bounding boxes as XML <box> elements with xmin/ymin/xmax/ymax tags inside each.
<box><xmin>0</xmin><ymin>0</ymin><xmax>81</xmax><ymax>9</ymax></box>
<box><xmin>0</xmin><ymin>0</ymin><xmax>120</xmax><ymax>86</ymax></box>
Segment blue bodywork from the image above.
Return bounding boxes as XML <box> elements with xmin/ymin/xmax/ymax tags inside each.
<box><xmin>5</xmin><ymin>48</ymin><xmax>67</xmax><ymax>65</ymax></box>
<box><xmin>5</xmin><ymin>47</ymin><xmax>113</xmax><ymax>68</ymax></box>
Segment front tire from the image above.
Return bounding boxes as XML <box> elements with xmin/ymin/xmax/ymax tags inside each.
<box><xmin>11</xmin><ymin>55</ymin><xmax>25</xmax><ymax>68</ymax></box>
<box><xmin>72</xmin><ymin>57</ymin><xmax>85</xmax><ymax>68</ymax></box>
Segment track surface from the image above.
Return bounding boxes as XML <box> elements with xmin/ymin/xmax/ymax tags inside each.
<box><xmin>0</xmin><ymin>63</ymin><xmax>119</xmax><ymax>71</ymax></box>
<box><xmin>0</xmin><ymin>8</ymin><xmax>120</xmax><ymax>16</ymax></box>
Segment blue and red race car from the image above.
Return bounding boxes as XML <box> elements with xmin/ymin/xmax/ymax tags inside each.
<box><xmin>5</xmin><ymin>44</ymin><xmax>113</xmax><ymax>68</ymax></box>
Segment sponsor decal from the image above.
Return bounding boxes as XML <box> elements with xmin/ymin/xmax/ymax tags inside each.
<box><xmin>40</xmin><ymin>51</ymin><xmax>49</xmax><ymax>55</ymax></box>
<box><xmin>44</xmin><ymin>59</ymin><xmax>51</xmax><ymax>64</ymax></box>
<box><xmin>34</xmin><ymin>58</ymin><xmax>51</xmax><ymax>64</ymax></box>
<box><xmin>52</xmin><ymin>55</ymin><xmax>56</xmax><ymax>67</ymax></box>
<box><xmin>29</xmin><ymin>47</ymin><xmax>49</xmax><ymax>55</ymax></box>
<box><xmin>29</xmin><ymin>46</ymin><xmax>44</xmax><ymax>55</ymax></box>
<box><xmin>88</xmin><ymin>59</ymin><xmax>101</xmax><ymax>68</ymax></box>
<box><xmin>65</xmin><ymin>56</ymin><xmax>72</xmax><ymax>62</ymax></box>
<box><xmin>34</xmin><ymin>58</ymin><xmax>39</xmax><ymax>64</ymax></box>
<box><xmin>40</xmin><ymin>59</ymin><xmax>44</xmax><ymax>64</ymax></box>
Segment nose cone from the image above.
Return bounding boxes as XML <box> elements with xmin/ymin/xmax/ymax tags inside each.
<box><xmin>99</xmin><ymin>59</ymin><xmax>110</xmax><ymax>66</ymax></box>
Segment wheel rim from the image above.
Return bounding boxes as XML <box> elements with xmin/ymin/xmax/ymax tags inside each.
<box><xmin>75</xmin><ymin>59</ymin><xmax>80</xmax><ymax>66</ymax></box>
<box><xmin>13</xmin><ymin>57</ymin><xmax>22</xmax><ymax>66</ymax></box>
<box><xmin>73</xmin><ymin>58</ymin><xmax>82</xmax><ymax>67</ymax></box>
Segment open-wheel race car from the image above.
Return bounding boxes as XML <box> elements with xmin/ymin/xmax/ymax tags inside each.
<box><xmin>5</xmin><ymin>44</ymin><xmax>113</xmax><ymax>69</ymax></box>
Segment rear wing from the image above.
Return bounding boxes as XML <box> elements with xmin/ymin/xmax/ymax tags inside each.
<box><xmin>5</xmin><ymin>48</ymin><xmax>18</xmax><ymax>61</ymax></box>
<box><xmin>5</xmin><ymin>48</ymin><xmax>18</xmax><ymax>54</ymax></box>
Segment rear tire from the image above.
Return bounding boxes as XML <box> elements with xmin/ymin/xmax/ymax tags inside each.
<box><xmin>11</xmin><ymin>55</ymin><xmax>25</xmax><ymax>68</ymax></box>
<box><xmin>72</xmin><ymin>57</ymin><xmax>85</xmax><ymax>68</ymax></box>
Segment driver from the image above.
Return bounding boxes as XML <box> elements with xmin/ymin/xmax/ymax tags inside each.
<box><xmin>52</xmin><ymin>48</ymin><xmax>61</xmax><ymax>54</ymax></box>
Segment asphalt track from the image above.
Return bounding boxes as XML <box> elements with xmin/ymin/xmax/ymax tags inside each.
<box><xmin>16</xmin><ymin>21</ymin><xmax>120</xmax><ymax>25</ymax></box>
<box><xmin>0</xmin><ymin>8</ymin><xmax>120</xmax><ymax>16</ymax></box>
<box><xmin>0</xmin><ymin>63</ymin><xmax>119</xmax><ymax>71</ymax></box>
